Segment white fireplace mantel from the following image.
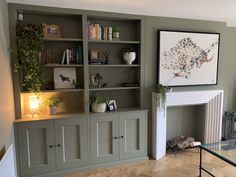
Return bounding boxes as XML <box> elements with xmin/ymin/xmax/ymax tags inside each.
<box><xmin>152</xmin><ymin>90</ymin><xmax>224</xmax><ymax>160</ymax></box>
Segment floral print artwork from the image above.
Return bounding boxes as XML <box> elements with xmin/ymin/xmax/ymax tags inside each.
<box><xmin>158</xmin><ymin>31</ymin><xmax>219</xmax><ymax>86</ymax></box>
<box><xmin>161</xmin><ymin>37</ymin><xmax>218</xmax><ymax>79</ymax></box>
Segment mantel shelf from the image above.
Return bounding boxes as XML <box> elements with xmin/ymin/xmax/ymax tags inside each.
<box><xmin>88</xmin><ymin>40</ymin><xmax>140</xmax><ymax>44</ymax></box>
<box><xmin>43</xmin><ymin>38</ymin><xmax>83</xmax><ymax>42</ymax></box>
<box><xmin>89</xmin><ymin>87</ymin><xmax>140</xmax><ymax>91</ymax></box>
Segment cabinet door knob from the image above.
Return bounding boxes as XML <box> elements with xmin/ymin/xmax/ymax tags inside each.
<box><xmin>120</xmin><ymin>136</ymin><xmax>124</xmax><ymax>139</ymax></box>
<box><xmin>49</xmin><ymin>145</ymin><xmax>53</xmax><ymax>148</ymax></box>
<box><xmin>57</xmin><ymin>144</ymin><xmax>61</xmax><ymax>147</ymax></box>
<box><xmin>113</xmin><ymin>137</ymin><xmax>118</xmax><ymax>139</ymax></box>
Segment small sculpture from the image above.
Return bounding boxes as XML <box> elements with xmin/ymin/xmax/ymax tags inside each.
<box><xmin>103</xmin><ymin>50</ymin><xmax>110</xmax><ymax>64</ymax></box>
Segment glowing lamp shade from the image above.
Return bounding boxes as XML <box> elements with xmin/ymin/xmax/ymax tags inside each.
<box><xmin>29</xmin><ymin>95</ymin><xmax>40</xmax><ymax>116</ymax></box>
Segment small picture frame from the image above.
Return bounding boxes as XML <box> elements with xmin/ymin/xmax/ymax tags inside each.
<box><xmin>108</xmin><ymin>102</ymin><xmax>115</xmax><ymax>112</ymax></box>
<box><xmin>108</xmin><ymin>100</ymin><xmax>117</xmax><ymax>110</ymax></box>
<box><xmin>42</xmin><ymin>23</ymin><xmax>62</xmax><ymax>38</ymax></box>
<box><xmin>90</xmin><ymin>50</ymin><xmax>100</xmax><ymax>60</ymax></box>
<box><xmin>54</xmin><ymin>67</ymin><xmax>76</xmax><ymax>89</ymax></box>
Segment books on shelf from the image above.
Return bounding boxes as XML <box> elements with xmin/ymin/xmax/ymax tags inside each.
<box><xmin>61</xmin><ymin>46</ymin><xmax>83</xmax><ymax>65</ymax></box>
<box><xmin>88</xmin><ymin>20</ymin><xmax>113</xmax><ymax>41</ymax></box>
<box><xmin>43</xmin><ymin>46</ymin><xmax>83</xmax><ymax>65</ymax></box>
<box><xmin>43</xmin><ymin>49</ymin><xmax>57</xmax><ymax>64</ymax></box>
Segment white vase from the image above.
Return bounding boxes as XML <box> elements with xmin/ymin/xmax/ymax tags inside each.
<box><xmin>50</xmin><ymin>106</ymin><xmax>57</xmax><ymax>115</ymax></box>
<box><xmin>123</xmin><ymin>52</ymin><xmax>136</xmax><ymax>65</ymax></box>
<box><xmin>92</xmin><ymin>103</ymin><xmax>107</xmax><ymax>113</ymax></box>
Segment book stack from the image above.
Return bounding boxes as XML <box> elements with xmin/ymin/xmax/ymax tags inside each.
<box><xmin>88</xmin><ymin>20</ymin><xmax>112</xmax><ymax>41</ymax></box>
<box><xmin>61</xmin><ymin>46</ymin><xmax>83</xmax><ymax>65</ymax></box>
<box><xmin>43</xmin><ymin>49</ymin><xmax>57</xmax><ymax>64</ymax></box>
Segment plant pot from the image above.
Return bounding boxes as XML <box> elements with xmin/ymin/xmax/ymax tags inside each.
<box><xmin>92</xmin><ymin>103</ymin><xmax>107</xmax><ymax>113</ymax></box>
<box><xmin>50</xmin><ymin>106</ymin><xmax>57</xmax><ymax>115</ymax></box>
<box><xmin>113</xmin><ymin>32</ymin><xmax>120</xmax><ymax>40</ymax></box>
<box><xmin>123</xmin><ymin>52</ymin><xmax>136</xmax><ymax>65</ymax></box>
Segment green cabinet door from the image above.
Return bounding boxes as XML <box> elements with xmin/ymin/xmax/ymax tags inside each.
<box><xmin>119</xmin><ymin>112</ymin><xmax>147</xmax><ymax>159</ymax></box>
<box><xmin>55</xmin><ymin>117</ymin><xmax>89</xmax><ymax>170</ymax></box>
<box><xmin>90</xmin><ymin>114</ymin><xmax>119</xmax><ymax>164</ymax></box>
<box><xmin>17</xmin><ymin>120</ymin><xmax>56</xmax><ymax>177</ymax></box>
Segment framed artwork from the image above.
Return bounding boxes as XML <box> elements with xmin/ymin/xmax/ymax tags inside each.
<box><xmin>157</xmin><ymin>30</ymin><xmax>220</xmax><ymax>86</ymax></box>
<box><xmin>108</xmin><ymin>100</ymin><xmax>117</xmax><ymax>111</ymax></box>
<box><xmin>109</xmin><ymin>100</ymin><xmax>117</xmax><ymax>109</ymax></box>
<box><xmin>108</xmin><ymin>102</ymin><xmax>115</xmax><ymax>111</ymax></box>
<box><xmin>90</xmin><ymin>50</ymin><xmax>100</xmax><ymax>60</ymax></box>
<box><xmin>42</xmin><ymin>23</ymin><xmax>62</xmax><ymax>38</ymax></box>
<box><xmin>54</xmin><ymin>67</ymin><xmax>76</xmax><ymax>89</ymax></box>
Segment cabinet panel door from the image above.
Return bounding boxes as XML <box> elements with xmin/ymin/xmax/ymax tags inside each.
<box><xmin>17</xmin><ymin>121</ymin><xmax>56</xmax><ymax>177</ymax></box>
<box><xmin>55</xmin><ymin>117</ymin><xmax>89</xmax><ymax>170</ymax></box>
<box><xmin>119</xmin><ymin>112</ymin><xmax>147</xmax><ymax>159</ymax></box>
<box><xmin>90</xmin><ymin>114</ymin><xmax>119</xmax><ymax>164</ymax></box>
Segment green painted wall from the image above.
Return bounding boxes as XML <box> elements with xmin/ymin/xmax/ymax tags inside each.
<box><xmin>0</xmin><ymin>0</ymin><xmax>15</xmax><ymax>150</ymax></box>
<box><xmin>144</xmin><ymin>16</ymin><xmax>236</xmax><ymax>153</ymax></box>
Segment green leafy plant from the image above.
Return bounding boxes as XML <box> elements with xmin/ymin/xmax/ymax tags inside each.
<box><xmin>121</xmin><ymin>47</ymin><xmax>135</xmax><ymax>54</ymax></box>
<box><xmin>90</xmin><ymin>94</ymin><xmax>110</xmax><ymax>104</ymax></box>
<box><xmin>15</xmin><ymin>24</ymin><xmax>45</xmax><ymax>93</ymax></box>
<box><xmin>154</xmin><ymin>84</ymin><xmax>169</xmax><ymax>96</ymax></box>
<box><xmin>154</xmin><ymin>84</ymin><xmax>170</xmax><ymax>110</ymax></box>
<box><xmin>113</xmin><ymin>26</ymin><xmax>120</xmax><ymax>33</ymax></box>
<box><xmin>72</xmin><ymin>79</ymin><xmax>80</xmax><ymax>89</ymax></box>
<box><xmin>44</xmin><ymin>96</ymin><xmax>61</xmax><ymax>107</ymax></box>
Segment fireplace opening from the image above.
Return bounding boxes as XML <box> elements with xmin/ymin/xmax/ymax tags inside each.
<box><xmin>167</xmin><ymin>105</ymin><xmax>205</xmax><ymax>148</ymax></box>
<box><xmin>152</xmin><ymin>90</ymin><xmax>224</xmax><ymax>160</ymax></box>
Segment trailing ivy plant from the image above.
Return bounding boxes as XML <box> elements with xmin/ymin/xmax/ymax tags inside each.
<box><xmin>154</xmin><ymin>84</ymin><xmax>170</xmax><ymax>110</ymax></box>
<box><xmin>15</xmin><ymin>24</ymin><xmax>45</xmax><ymax>93</ymax></box>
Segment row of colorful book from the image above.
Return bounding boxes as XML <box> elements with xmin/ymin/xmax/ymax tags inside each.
<box><xmin>88</xmin><ymin>20</ymin><xmax>113</xmax><ymax>40</ymax></box>
<box><xmin>61</xmin><ymin>46</ymin><xmax>83</xmax><ymax>65</ymax></box>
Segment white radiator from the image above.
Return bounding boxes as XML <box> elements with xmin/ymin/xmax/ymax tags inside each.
<box><xmin>0</xmin><ymin>144</ymin><xmax>16</xmax><ymax>177</ymax></box>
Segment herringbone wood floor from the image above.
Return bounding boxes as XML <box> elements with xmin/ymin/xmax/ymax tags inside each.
<box><xmin>61</xmin><ymin>150</ymin><xmax>236</xmax><ymax>177</ymax></box>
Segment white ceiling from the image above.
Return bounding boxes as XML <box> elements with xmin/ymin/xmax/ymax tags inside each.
<box><xmin>7</xmin><ymin>0</ymin><xmax>236</xmax><ymax>27</ymax></box>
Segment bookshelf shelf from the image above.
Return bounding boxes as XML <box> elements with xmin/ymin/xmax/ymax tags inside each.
<box><xmin>45</xmin><ymin>64</ymin><xmax>84</xmax><ymax>67</ymax></box>
<box><xmin>89</xmin><ymin>64</ymin><xmax>139</xmax><ymax>67</ymax></box>
<box><xmin>21</xmin><ymin>89</ymin><xmax>84</xmax><ymax>94</ymax></box>
<box><xmin>43</xmin><ymin>38</ymin><xmax>83</xmax><ymax>42</ymax></box>
<box><xmin>89</xmin><ymin>87</ymin><xmax>140</xmax><ymax>91</ymax></box>
<box><xmin>88</xmin><ymin>40</ymin><xmax>140</xmax><ymax>44</ymax></box>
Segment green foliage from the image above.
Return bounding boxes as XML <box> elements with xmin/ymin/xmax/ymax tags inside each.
<box><xmin>113</xmin><ymin>26</ymin><xmax>120</xmax><ymax>32</ymax></box>
<box><xmin>90</xmin><ymin>94</ymin><xmax>110</xmax><ymax>104</ymax></box>
<box><xmin>16</xmin><ymin>24</ymin><xmax>45</xmax><ymax>93</ymax></box>
<box><xmin>44</xmin><ymin>96</ymin><xmax>61</xmax><ymax>107</ymax></box>
<box><xmin>154</xmin><ymin>84</ymin><xmax>169</xmax><ymax>110</ymax></box>
<box><xmin>154</xmin><ymin>84</ymin><xmax>169</xmax><ymax>95</ymax></box>
<box><xmin>72</xmin><ymin>79</ymin><xmax>80</xmax><ymax>89</ymax></box>
<box><xmin>121</xmin><ymin>47</ymin><xmax>135</xmax><ymax>54</ymax></box>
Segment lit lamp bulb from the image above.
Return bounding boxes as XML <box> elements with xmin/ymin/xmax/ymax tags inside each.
<box><xmin>29</xmin><ymin>95</ymin><xmax>40</xmax><ymax>117</ymax></box>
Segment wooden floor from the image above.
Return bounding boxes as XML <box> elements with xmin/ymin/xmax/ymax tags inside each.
<box><xmin>61</xmin><ymin>150</ymin><xmax>236</xmax><ymax>177</ymax></box>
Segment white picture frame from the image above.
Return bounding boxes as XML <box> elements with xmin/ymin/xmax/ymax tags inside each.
<box><xmin>54</xmin><ymin>67</ymin><xmax>76</xmax><ymax>89</ymax></box>
<box><xmin>158</xmin><ymin>30</ymin><xmax>220</xmax><ymax>86</ymax></box>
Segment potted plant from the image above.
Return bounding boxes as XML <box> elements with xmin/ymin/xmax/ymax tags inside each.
<box><xmin>121</xmin><ymin>47</ymin><xmax>136</xmax><ymax>65</ymax></box>
<box><xmin>44</xmin><ymin>96</ymin><xmax>61</xmax><ymax>115</ymax></box>
<box><xmin>15</xmin><ymin>24</ymin><xmax>45</xmax><ymax>93</ymax></box>
<box><xmin>90</xmin><ymin>94</ymin><xmax>110</xmax><ymax>113</ymax></box>
<box><xmin>112</xmin><ymin>26</ymin><xmax>120</xmax><ymax>40</ymax></box>
<box><xmin>153</xmin><ymin>84</ymin><xmax>170</xmax><ymax>110</ymax></box>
